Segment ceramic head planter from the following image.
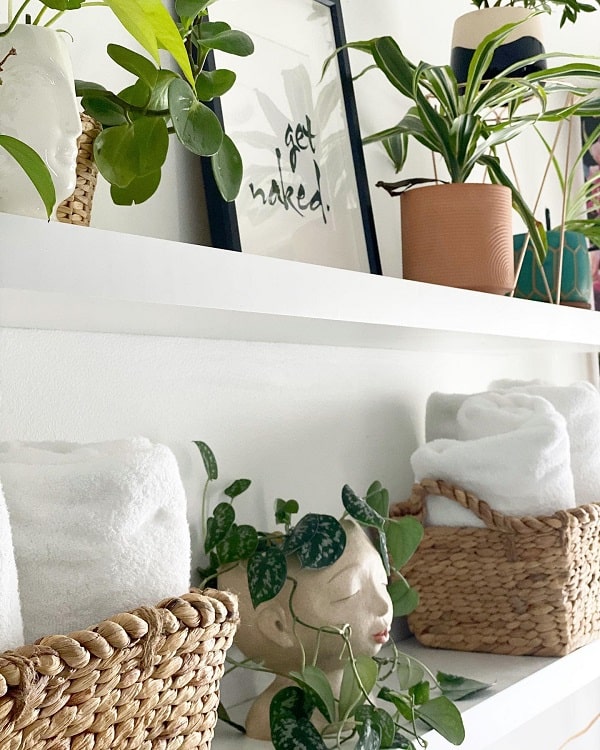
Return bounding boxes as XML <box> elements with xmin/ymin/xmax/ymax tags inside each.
<box><xmin>0</xmin><ymin>25</ymin><xmax>81</xmax><ymax>218</ymax></box>
<box><xmin>219</xmin><ymin>519</ymin><xmax>394</xmax><ymax>740</ymax></box>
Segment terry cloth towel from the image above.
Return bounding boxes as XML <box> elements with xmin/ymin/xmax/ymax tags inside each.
<box><xmin>412</xmin><ymin>392</ymin><xmax>576</xmax><ymax>527</ymax></box>
<box><xmin>0</xmin><ymin>437</ymin><xmax>191</xmax><ymax>643</ymax></box>
<box><xmin>0</xmin><ymin>478</ymin><xmax>24</xmax><ymax>651</ymax></box>
<box><xmin>489</xmin><ymin>380</ymin><xmax>600</xmax><ymax>506</ymax></box>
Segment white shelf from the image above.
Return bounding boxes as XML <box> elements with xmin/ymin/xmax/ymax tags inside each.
<box><xmin>1</xmin><ymin>213</ymin><xmax>600</xmax><ymax>352</ymax></box>
<box><xmin>214</xmin><ymin>637</ymin><xmax>600</xmax><ymax>750</ymax></box>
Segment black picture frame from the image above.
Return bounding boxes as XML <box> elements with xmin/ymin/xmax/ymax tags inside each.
<box><xmin>201</xmin><ymin>0</ymin><xmax>381</xmax><ymax>275</ymax></box>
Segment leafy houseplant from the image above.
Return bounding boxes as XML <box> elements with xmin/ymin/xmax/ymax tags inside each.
<box><xmin>75</xmin><ymin>0</ymin><xmax>254</xmax><ymax>206</ymax></box>
<box><xmin>341</xmin><ymin>21</ymin><xmax>600</xmax><ymax>292</ymax></box>
<box><xmin>469</xmin><ymin>0</ymin><xmax>600</xmax><ymax>27</ymax></box>
<box><xmin>194</xmin><ymin>441</ymin><xmax>489</xmax><ymax>750</ymax></box>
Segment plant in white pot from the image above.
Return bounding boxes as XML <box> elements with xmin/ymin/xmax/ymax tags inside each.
<box><xmin>342</xmin><ymin>21</ymin><xmax>600</xmax><ymax>294</ymax></box>
<box><xmin>194</xmin><ymin>442</ymin><xmax>490</xmax><ymax>750</ymax></box>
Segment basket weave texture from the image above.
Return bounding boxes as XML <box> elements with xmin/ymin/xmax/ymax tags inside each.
<box><xmin>56</xmin><ymin>113</ymin><xmax>101</xmax><ymax>227</ymax></box>
<box><xmin>391</xmin><ymin>479</ymin><xmax>600</xmax><ymax>657</ymax></box>
<box><xmin>0</xmin><ymin>588</ymin><xmax>239</xmax><ymax>750</ymax></box>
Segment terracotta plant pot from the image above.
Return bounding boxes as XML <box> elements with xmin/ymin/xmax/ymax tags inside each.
<box><xmin>400</xmin><ymin>183</ymin><xmax>514</xmax><ymax>294</ymax></box>
<box><xmin>451</xmin><ymin>7</ymin><xmax>546</xmax><ymax>84</ymax></box>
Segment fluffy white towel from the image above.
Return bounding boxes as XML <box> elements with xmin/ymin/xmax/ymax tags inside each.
<box><xmin>0</xmin><ymin>479</ymin><xmax>24</xmax><ymax>651</ymax></box>
<box><xmin>0</xmin><ymin>437</ymin><xmax>191</xmax><ymax>643</ymax></box>
<box><xmin>412</xmin><ymin>392</ymin><xmax>576</xmax><ymax>526</ymax></box>
<box><xmin>489</xmin><ymin>380</ymin><xmax>600</xmax><ymax>506</ymax></box>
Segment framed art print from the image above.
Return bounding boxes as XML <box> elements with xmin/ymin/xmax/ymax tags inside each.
<box><xmin>202</xmin><ymin>0</ymin><xmax>381</xmax><ymax>274</ymax></box>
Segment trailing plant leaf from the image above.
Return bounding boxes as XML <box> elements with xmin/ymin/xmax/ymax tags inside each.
<box><xmin>247</xmin><ymin>545</ymin><xmax>287</xmax><ymax>607</ymax></box>
<box><xmin>338</xmin><ymin>655</ymin><xmax>378</xmax><ymax>720</ymax></box>
<box><xmin>354</xmin><ymin>706</ymin><xmax>396</xmax><ymax>749</ymax></box>
<box><xmin>289</xmin><ymin>665</ymin><xmax>336</xmax><ymax>723</ymax></box>
<box><xmin>387</xmin><ymin>577</ymin><xmax>419</xmax><ymax>617</ymax></box>
<box><xmin>224</xmin><ymin>478</ymin><xmax>251</xmax><ymax>500</ymax></box>
<box><xmin>287</xmin><ymin>513</ymin><xmax>346</xmax><ymax>569</ymax></box>
<box><xmin>385</xmin><ymin>517</ymin><xmax>423</xmax><ymax>570</ymax></box>
<box><xmin>395</xmin><ymin>654</ymin><xmax>425</xmax><ymax>691</ymax></box>
<box><xmin>0</xmin><ymin>135</ymin><xmax>55</xmax><ymax>218</ymax></box>
<box><xmin>270</xmin><ymin>686</ymin><xmax>328</xmax><ymax>750</ymax></box>
<box><xmin>437</xmin><ymin>671</ymin><xmax>492</xmax><ymax>701</ymax></box>
<box><xmin>204</xmin><ymin>501</ymin><xmax>235</xmax><ymax>552</ymax></box>
<box><xmin>342</xmin><ymin>484</ymin><xmax>385</xmax><ymax>530</ymax></box>
<box><xmin>275</xmin><ymin>498</ymin><xmax>300</xmax><ymax>526</ymax></box>
<box><xmin>365</xmin><ymin>481</ymin><xmax>389</xmax><ymax>518</ymax></box>
<box><xmin>216</xmin><ymin>524</ymin><xmax>258</xmax><ymax>565</ymax></box>
<box><xmin>409</xmin><ymin>680</ymin><xmax>430</xmax><ymax>705</ymax></box>
<box><xmin>355</xmin><ymin>715</ymin><xmax>382</xmax><ymax>750</ymax></box>
<box><xmin>194</xmin><ymin>440</ymin><xmax>218</xmax><ymax>480</ymax></box>
<box><xmin>415</xmin><ymin>696</ymin><xmax>465</xmax><ymax>746</ymax></box>
<box><xmin>211</xmin><ymin>134</ymin><xmax>243</xmax><ymax>202</ymax></box>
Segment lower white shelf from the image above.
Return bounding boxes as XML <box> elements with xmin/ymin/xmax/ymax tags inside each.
<box><xmin>213</xmin><ymin>637</ymin><xmax>600</xmax><ymax>750</ymax></box>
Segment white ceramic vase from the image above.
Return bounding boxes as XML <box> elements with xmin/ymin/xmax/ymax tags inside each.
<box><xmin>0</xmin><ymin>24</ymin><xmax>81</xmax><ymax>218</ymax></box>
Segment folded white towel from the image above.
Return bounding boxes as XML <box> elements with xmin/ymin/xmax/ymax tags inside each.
<box><xmin>0</xmin><ymin>438</ymin><xmax>191</xmax><ymax>643</ymax></box>
<box><xmin>412</xmin><ymin>392</ymin><xmax>576</xmax><ymax>526</ymax></box>
<box><xmin>0</xmin><ymin>479</ymin><xmax>24</xmax><ymax>651</ymax></box>
<box><xmin>489</xmin><ymin>380</ymin><xmax>600</xmax><ymax>506</ymax></box>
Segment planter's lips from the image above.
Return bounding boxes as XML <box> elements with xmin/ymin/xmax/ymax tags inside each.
<box><xmin>373</xmin><ymin>629</ymin><xmax>390</xmax><ymax>645</ymax></box>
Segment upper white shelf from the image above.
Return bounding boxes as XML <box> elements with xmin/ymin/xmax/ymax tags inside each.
<box><xmin>1</xmin><ymin>213</ymin><xmax>599</xmax><ymax>353</ymax></box>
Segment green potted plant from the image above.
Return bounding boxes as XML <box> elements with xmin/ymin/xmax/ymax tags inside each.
<box><xmin>341</xmin><ymin>21</ymin><xmax>600</xmax><ymax>294</ymax></box>
<box><xmin>469</xmin><ymin>1</ymin><xmax>600</xmax><ymax>27</ymax></box>
<box><xmin>194</xmin><ymin>442</ymin><xmax>489</xmax><ymax>750</ymax></box>
<box><xmin>75</xmin><ymin>0</ymin><xmax>253</xmax><ymax>207</ymax></box>
<box><xmin>0</xmin><ymin>0</ymin><xmax>252</xmax><ymax>218</ymax></box>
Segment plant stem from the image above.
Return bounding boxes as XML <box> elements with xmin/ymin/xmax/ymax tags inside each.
<box><xmin>0</xmin><ymin>0</ymin><xmax>31</xmax><ymax>35</ymax></box>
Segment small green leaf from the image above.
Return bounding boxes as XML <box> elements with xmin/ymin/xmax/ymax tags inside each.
<box><xmin>270</xmin><ymin>686</ymin><xmax>327</xmax><ymax>750</ymax></box>
<box><xmin>80</xmin><ymin>95</ymin><xmax>127</xmax><ymax>127</ymax></box>
<box><xmin>169</xmin><ymin>78</ymin><xmax>224</xmax><ymax>156</ymax></box>
<box><xmin>195</xmin><ymin>69</ymin><xmax>236</xmax><ymax>101</ymax></box>
<box><xmin>338</xmin><ymin>655</ymin><xmax>378</xmax><ymax>720</ymax></box>
<box><xmin>437</xmin><ymin>671</ymin><xmax>492</xmax><ymax>701</ymax></box>
<box><xmin>194</xmin><ymin>441</ymin><xmax>218</xmax><ymax>480</ymax></box>
<box><xmin>377</xmin><ymin>687</ymin><xmax>413</xmax><ymax>722</ymax></box>
<box><xmin>110</xmin><ymin>169</ymin><xmax>161</xmax><ymax>205</ymax></box>
<box><xmin>247</xmin><ymin>546</ymin><xmax>287</xmax><ymax>607</ymax></box>
<box><xmin>416</xmin><ymin>696</ymin><xmax>465</xmax><ymax>746</ymax></box>
<box><xmin>275</xmin><ymin>498</ymin><xmax>299</xmax><ymax>526</ymax></box>
<box><xmin>196</xmin><ymin>23</ymin><xmax>254</xmax><ymax>57</ymax></box>
<box><xmin>216</xmin><ymin>524</ymin><xmax>258</xmax><ymax>565</ymax></box>
<box><xmin>204</xmin><ymin>502</ymin><xmax>235</xmax><ymax>552</ymax></box>
<box><xmin>395</xmin><ymin>654</ymin><xmax>425</xmax><ymax>690</ymax></box>
<box><xmin>94</xmin><ymin>117</ymin><xmax>168</xmax><ymax>187</ymax></box>
<box><xmin>118</xmin><ymin>79</ymin><xmax>152</xmax><ymax>108</ymax></box>
<box><xmin>355</xmin><ymin>715</ymin><xmax>381</xmax><ymax>750</ymax></box>
<box><xmin>384</xmin><ymin>517</ymin><xmax>424</xmax><ymax>570</ymax></box>
<box><xmin>342</xmin><ymin>485</ymin><xmax>385</xmax><ymax>530</ymax></box>
<box><xmin>176</xmin><ymin>0</ymin><xmax>210</xmax><ymax>18</ymax></box>
<box><xmin>107</xmin><ymin>43</ymin><xmax>159</xmax><ymax>88</ymax></box>
<box><xmin>375</xmin><ymin>529</ymin><xmax>390</xmax><ymax>577</ymax></box>
<box><xmin>224</xmin><ymin>478</ymin><xmax>251</xmax><ymax>499</ymax></box>
<box><xmin>287</xmin><ymin>514</ymin><xmax>346</xmax><ymax>569</ymax></box>
<box><xmin>365</xmin><ymin>481</ymin><xmax>389</xmax><ymax>518</ymax></box>
<box><xmin>354</xmin><ymin>706</ymin><xmax>396</xmax><ymax>749</ymax></box>
<box><xmin>409</xmin><ymin>680</ymin><xmax>430</xmax><ymax>705</ymax></box>
<box><xmin>0</xmin><ymin>135</ymin><xmax>55</xmax><ymax>218</ymax></box>
<box><xmin>211</xmin><ymin>134</ymin><xmax>243</xmax><ymax>201</ymax></box>
<box><xmin>289</xmin><ymin>666</ymin><xmax>336</xmax><ymax>723</ymax></box>
<box><xmin>387</xmin><ymin>578</ymin><xmax>419</xmax><ymax>617</ymax></box>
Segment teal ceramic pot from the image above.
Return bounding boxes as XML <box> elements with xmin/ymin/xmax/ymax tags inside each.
<box><xmin>513</xmin><ymin>230</ymin><xmax>592</xmax><ymax>308</ymax></box>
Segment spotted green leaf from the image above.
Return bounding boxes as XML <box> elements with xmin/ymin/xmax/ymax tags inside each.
<box><xmin>247</xmin><ymin>546</ymin><xmax>287</xmax><ymax>607</ymax></box>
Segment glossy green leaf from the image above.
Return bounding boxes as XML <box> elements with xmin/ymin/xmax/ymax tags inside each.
<box><xmin>195</xmin><ymin>69</ymin><xmax>236</xmax><ymax>101</ymax></box>
<box><xmin>80</xmin><ymin>94</ymin><xmax>127</xmax><ymax>127</ymax></box>
<box><xmin>384</xmin><ymin>517</ymin><xmax>424</xmax><ymax>570</ymax></box>
<box><xmin>216</xmin><ymin>524</ymin><xmax>258</xmax><ymax>566</ymax></box>
<box><xmin>194</xmin><ymin>441</ymin><xmax>218</xmax><ymax>480</ymax></box>
<box><xmin>247</xmin><ymin>545</ymin><xmax>287</xmax><ymax>607</ymax></box>
<box><xmin>342</xmin><ymin>485</ymin><xmax>385</xmax><ymax>530</ymax></box>
<box><xmin>354</xmin><ymin>706</ymin><xmax>396</xmax><ymax>749</ymax></box>
<box><xmin>109</xmin><ymin>169</ymin><xmax>161</xmax><ymax>204</ymax></box>
<box><xmin>147</xmin><ymin>70</ymin><xmax>179</xmax><ymax>111</ymax></box>
<box><xmin>275</xmin><ymin>498</ymin><xmax>299</xmax><ymax>526</ymax></box>
<box><xmin>287</xmin><ymin>514</ymin><xmax>346</xmax><ymax>569</ymax></box>
<box><xmin>416</xmin><ymin>696</ymin><xmax>465</xmax><ymax>746</ymax></box>
<box><xmin>338</xmin><ymin>655</ymin><xmax>378</xmax><ymax>720</ymax></box>
<box><xmin>40</xmin><ymin>0</ymin><xmax>84</xmax><ymax>9</ymax></box>
<box><xmin>196</xmin><ymin>24</ymin><xmax>254</xmax><ymax>57</ymax></box>
<box><xmin>437</xmin><ymin>671</ymin><xmax>492</xmax><ymax>701</ymax></box>
<box><xmin>224</xmin><ymin>478</ymin><xmax>251</xmax><ymax>500</ymax></box>
<box><xmin>395</xmin><ymin>653</ymin><xmax>425</xmax><ymax>690</ymax></box>
<box><xmin>176</xmin><ymin>0</ymin><xmax>211</xmax><ymax>18</ymax></box>
<box><xmin>365</xmin><ymin>481</ymin><xmax>389</xmax><ymax>518</ymax></box>
<box><xmin>409</xmin><ymin>680</ymin><xmax>430</xmax><ymax>705</ymax></box>
<box><xmin>0</xmin><ymin>135</ymin><xmax>55</xmax><ymax>218</ymax></box>
<box><xmin>270</xmin><ymin>686</ymin><xmax>327</xmax><ymax>750</ymax></box>
<box><xmin>94</xmin><ymin>117</ymin><xmax>168</xmax><ymax>187</ymax></box>
<box><xmin>289</xmin><ymin>666</ymin><xmax>336</xmax><ymax>723</ymax></box>
<box><xmin>388</xmin><ymin>578</ymin><xmax>419</xmax><ymax>617</ymax></box>
<box><xmin>118</xmin><ymin>79</ymin><xmax>152</xmax><ymax>109</ymax></box>
<box><xmin>169</xmin><ymin>78</ymin><xmax>224</xmax><ymax>156</ymax></box>
<box><xmin>204</xmin><ymin>502</ymin><xmax>235</xmax><ymax>552</ymax></box>
<box><xmin>107</xmin><ymin>43</ymin><xmax>158</xmax><ymax>88</ymax></box>
<box><xmin>211</xmin><ymin>134</ymin><xmax>243</xmax><ymax>201</ymax></box>
<box><xmin>377</xmin><ymin>687</ymin><xmax>413</xmax><ymax>722</ymax></box>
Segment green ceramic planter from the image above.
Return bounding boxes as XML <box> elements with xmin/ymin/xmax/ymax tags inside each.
<box><xmin>513</xmin><ymin>230</ymin><xmax>592</xmax><ymax>308</ymax></box>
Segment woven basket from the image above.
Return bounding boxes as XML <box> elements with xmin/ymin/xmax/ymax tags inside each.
<box><xmin>391</xmin><ymin>479</ymin><xmax>600</xmax><ymax>657</ymax></box>
<box><xmin>56</xmin><ymin>113</ymin><xmax>101</xmax><ymax>227</ymax></box>
<box><xmin>0</xmin><ymin>588</ymin><xmax>239</xmax><ymax>750</ymax></box>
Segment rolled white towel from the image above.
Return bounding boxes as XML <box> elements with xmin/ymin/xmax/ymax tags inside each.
<box><xmin>0</xmin><ymin>479</ymin><xmax>24</xmax><ymax>651</ymax></box>
<box><xmin>0</xmin><ymin>437</ymin><xmax>191</xmax><ymax>643</ymax></box>
<box><xmin>489</xmin><ymin>380</ymin><xmax>600</xmax><ymax>506</ymax></box>
<box><xmin>425</xmin><ymin>391</ymin><xmax>474</xmax><ymax>441</ymax></box>
<box><xmin>412</xmin><ymin>392</ymin><xmax>576</xmax><ymax>527</ymax></box>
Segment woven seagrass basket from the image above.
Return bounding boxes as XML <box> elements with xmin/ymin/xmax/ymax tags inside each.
<box><xmin>0</xmin><ymin>588</ymin><xmax>238</xmax><ymax>750</ymax></box>
<box><xmin>56</xmin><ymin>113</ymin><xmax>101</xmax><ymax>227</ymax></box>
<box><xmin>391</xmin><ymin>479</ymin><xmax>600</xmax><ymax>657</ymax></box>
